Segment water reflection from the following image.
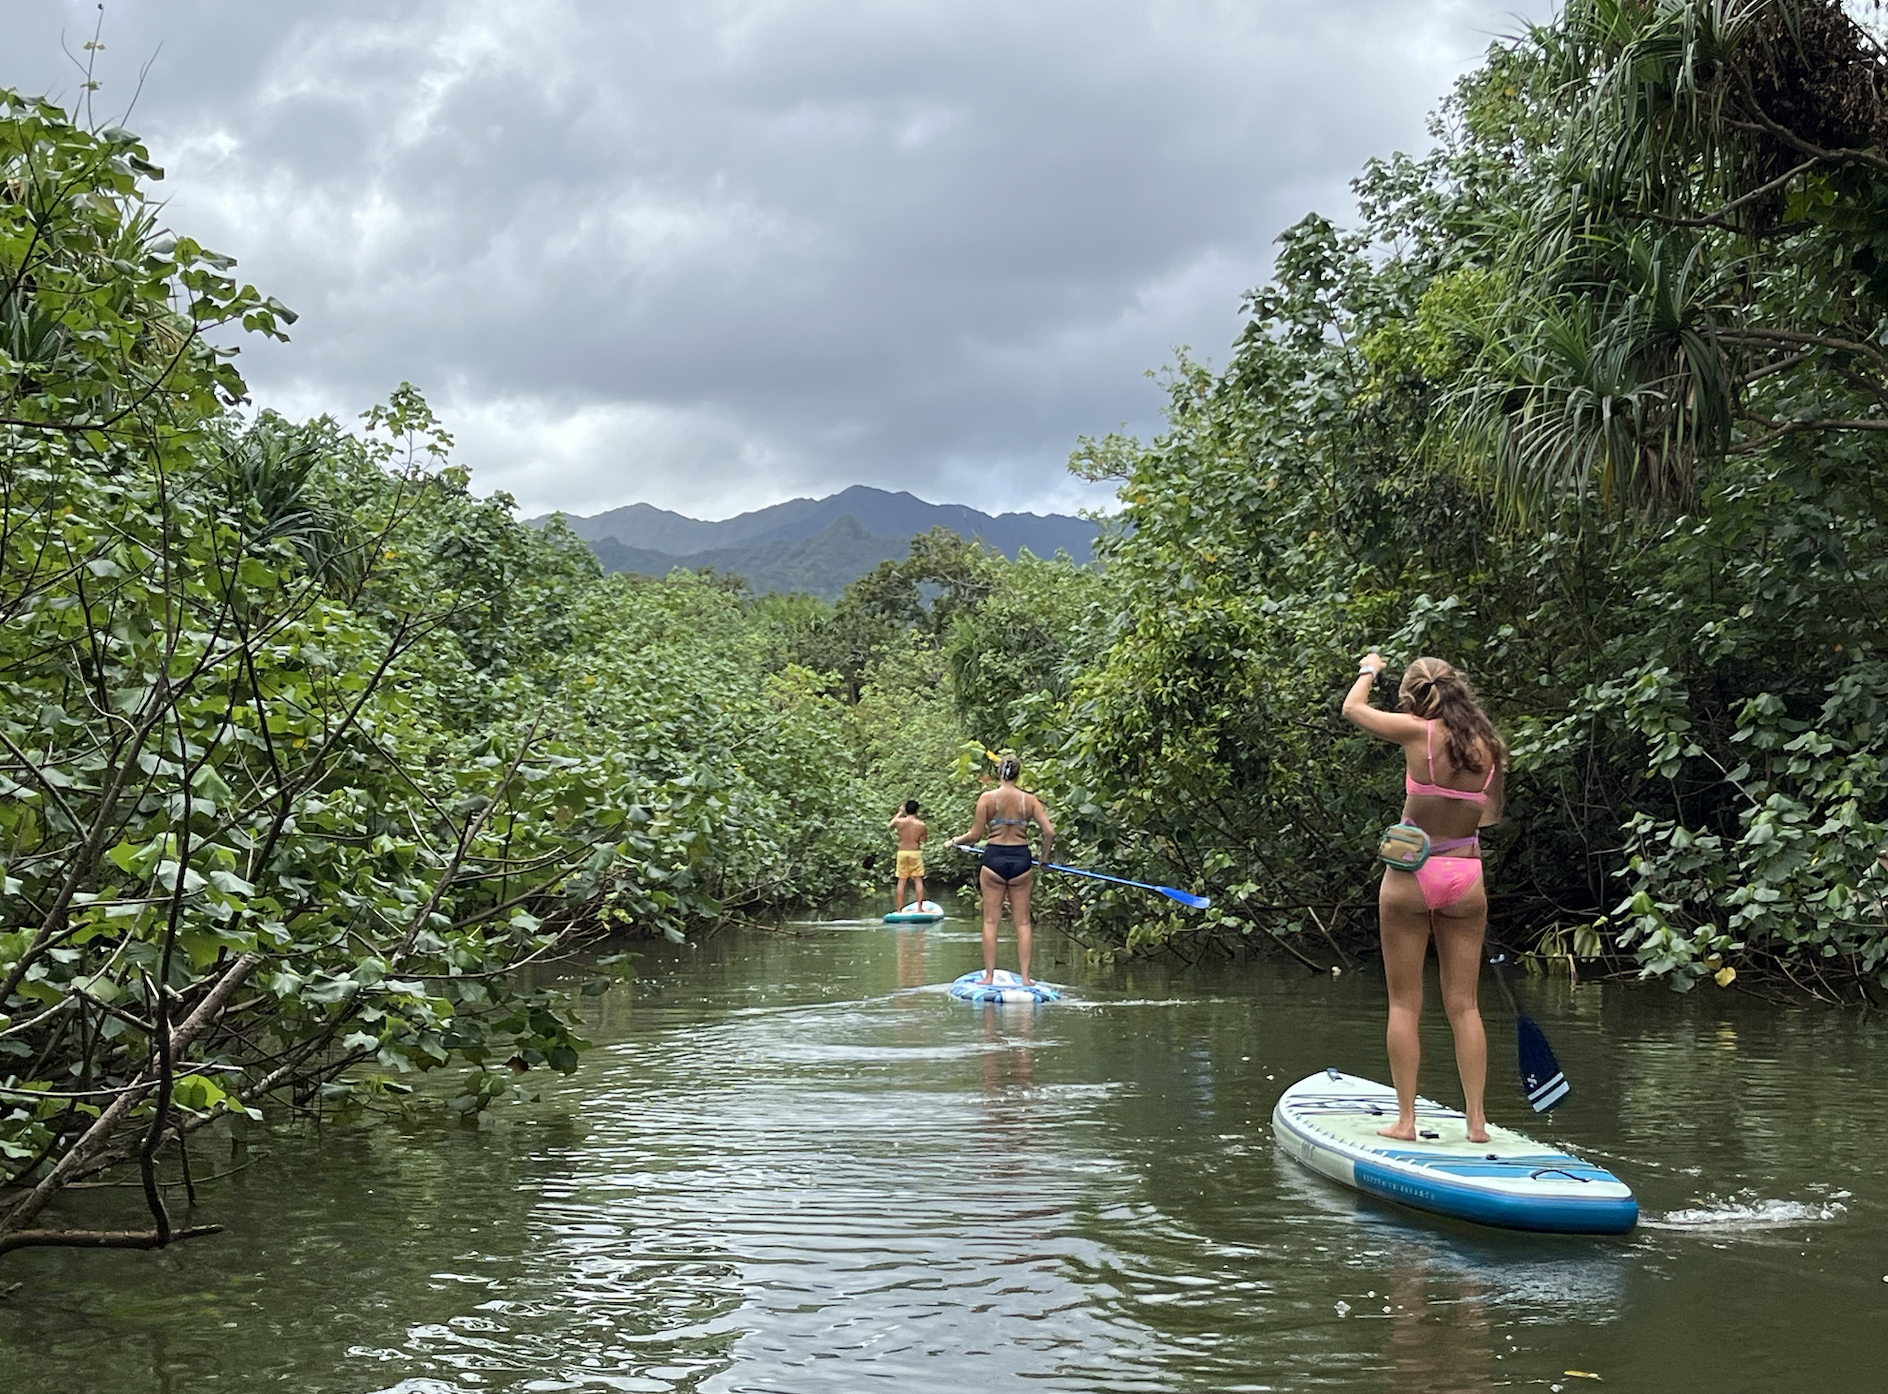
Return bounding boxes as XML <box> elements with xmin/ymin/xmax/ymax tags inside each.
<box><xmin>893</xmin><ymin>921</ymin><xmax>930</xmax><ymax>990</ymax></box>
<box><xmin>1381</xmin><ymin>1262</ymin><xmax>1499</xmax><ymax>1392</ymax></box>
<box><xmin>2</xmin><ymin>923</ymin><xmax>1884</xmax><ymax>1394</ymax></box>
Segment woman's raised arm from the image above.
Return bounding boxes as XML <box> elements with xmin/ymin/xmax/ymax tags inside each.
<box><xmin>1342</xmin><ymin>651</ymin><xmax>1424</xmax><ymax>743</ymax></box>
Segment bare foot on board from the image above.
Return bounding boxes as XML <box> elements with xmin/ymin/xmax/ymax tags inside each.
<box><xmin>1376</xmin><ymin>1123</ymin><xmax>1418</xmax><ymax>1142</ymax></box>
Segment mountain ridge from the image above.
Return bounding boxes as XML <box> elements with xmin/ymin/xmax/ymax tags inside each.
<box><xmin>586</xmin><ymin>515</ymin><xmax>914</xmax><ymax>602</ymax></box>
<box><xmin>535</xmin><ymin>485</ymin><xmax>1096</xmax><ymax>560</ymax></box>
<box><xmin>535</xmin><ymin>486</ymin><xmax>1099</xmax><ymax>600</ymax></box>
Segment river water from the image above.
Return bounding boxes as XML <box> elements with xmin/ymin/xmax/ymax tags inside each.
<box><xmin>3</xmin><ymin>910</ymin><xmax>1884</xmax><ymax>1392</ymax></box>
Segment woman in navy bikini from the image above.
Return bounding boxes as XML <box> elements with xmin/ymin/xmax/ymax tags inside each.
<box><xmin>950</xmin><ymin>758</ymin><xmax>1056</xmax><ymax>986</ymax></box>
<box><xmin>1343</xmin><ymin>654</ymin><xmax>1506</xmax><ymax>1144</ymax></box>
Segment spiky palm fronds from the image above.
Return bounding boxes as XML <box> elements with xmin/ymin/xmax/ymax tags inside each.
<box><xmin>1445</xmin><ymin>230</ymin><xmax>1736</xmax><ymax>521</ymax></box>
<box><xmin>1434</xmin><ymin>1</ymin><xmax>1884</xmax><ymax>526</ymax></box>
<box><xmin>221</xmin><ymin>415</ymin><xmax>363</xmax><ymax>585</ymax></box>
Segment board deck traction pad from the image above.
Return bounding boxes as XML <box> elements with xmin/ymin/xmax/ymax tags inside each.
<box><xmin>946</xmin><ymin>969</ymin><xmax>1061</xmax><ymax>1004</ymax></box>
<box><xmin>884</xmin><ymin>900</ymin><xmax>945</xmax><ymax>923</ymax></box>
<box><xmin>1272</xmin><ymin>1068</ymin><xmax>1637</xmax><ymax>1234</ymax></box>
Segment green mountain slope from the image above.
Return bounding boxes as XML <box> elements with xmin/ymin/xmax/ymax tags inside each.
<box><xmin>540</xmin><ymin>485</ymin><xmax>1097</xmax><ymax>560</ymax></box>
<box><xmin>589</xmin><ymin>514</ymin><xmax>913</xmax><ymax>600</ymax></box>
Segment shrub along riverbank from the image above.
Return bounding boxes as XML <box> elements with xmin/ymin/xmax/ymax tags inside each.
<box><xmin>0</xmin><ymin>92</ymin><xmax>1094</xmax><ymax>1256</ymax></box>
<box><xmin>1004</xmin><ymin>1</ymin><xmax>1888</xmax><ymax>1003</ymax></box>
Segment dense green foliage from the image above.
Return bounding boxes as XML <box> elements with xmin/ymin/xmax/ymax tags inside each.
<box><xmin>1030</xmin><ymin>1</ymin><xmax>1888</xmax><ymax>997</ymax></box>
<box><xmin>14</xmin><ymin>0</ymin><xmax>1888</xmax><ymax>1265</ymax></box>
<box><xmin>0</xmin><ymin>93</ymin><xmax>924</xmax><ymax>1255</ymax></box>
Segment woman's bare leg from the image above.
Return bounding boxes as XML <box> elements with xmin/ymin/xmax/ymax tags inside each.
<box><xmin>978</xmin><ymin>868</ymin><xmax>1005</xmax><ymax>981</ymax></box>
<box><xmin>1008</xmin><ymin>871</ymin><xmax>1035</xmax><ymax>984</ymax></box>
<box><xmin>1378</xmin><ymin>869</ymin><xmax>1432</xmax><ymax>1141</ymax></box>
<box><xmin>1433</xmin><ymin>882</ymin><xmax>1490</xmax><ymax>1143</ymax></box>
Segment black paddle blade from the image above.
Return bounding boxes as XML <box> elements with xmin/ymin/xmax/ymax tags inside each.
<box><xmin>1516</xmin><ymin>1012</ymin><xmax>1570</xmax><ymax>1112</ymax></box>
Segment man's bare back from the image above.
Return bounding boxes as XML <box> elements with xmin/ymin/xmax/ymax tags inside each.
<box><xmin>891</xmin><ymin>813</ymin><xmax>927</xmax><ymax>849</ymax></box>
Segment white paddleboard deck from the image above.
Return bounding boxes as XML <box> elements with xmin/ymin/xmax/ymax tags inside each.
<box><xmin>884</xmin><ymin>900</ymin><xmax>945</xmax><ymax>923</ymax></box>
<box><xmin>947</xmin><ymin>969</ymin><xmax>1061</xmax><ymax>1003</ymax></box>
<box><xmin>1273</xmin><ymin>1069</ymin><xmax>1636</xmax><ymax>1235</ymax></box>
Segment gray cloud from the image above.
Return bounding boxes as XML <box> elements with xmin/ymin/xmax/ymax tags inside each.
<box><xmin>2</xmin><ymin>0</ymin><xmax>1553</xmax><ymax>517</ymax></box>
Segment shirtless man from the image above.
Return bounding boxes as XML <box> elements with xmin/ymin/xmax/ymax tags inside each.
<box><xmin>890</xmin><ymin>800</ymin><xmax>928</xmax><ymax>912</ymax></box>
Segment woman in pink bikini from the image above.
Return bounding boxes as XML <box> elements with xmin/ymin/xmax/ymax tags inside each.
<box><xmin>1343</xmin><ymin>653</ymin><xmax>1506</xmax><ymax>1145</ymax></box>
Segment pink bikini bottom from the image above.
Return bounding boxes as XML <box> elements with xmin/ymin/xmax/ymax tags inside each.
<box><xmin>1412</xmin><ymin>856</ymin><xmax>1483</xmax><ymax>910</ymax></box>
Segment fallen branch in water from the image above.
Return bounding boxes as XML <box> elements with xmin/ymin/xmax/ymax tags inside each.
<box><xmin>0</xmin><ymin>1224</ymin><xmax>222</xmax><ymax>1256</ymax></box>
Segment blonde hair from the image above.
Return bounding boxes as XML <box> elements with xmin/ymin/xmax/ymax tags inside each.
<box><xmin>1398</xmin><ymin>657</ymin><xmax>1504</xmax><ymax>778</ymax></box>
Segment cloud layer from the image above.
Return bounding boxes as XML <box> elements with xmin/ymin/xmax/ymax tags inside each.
<box><xmin>1</xmin><ymin>1</ymin><xmax>1551</xmax><ymax>517</ymax></box>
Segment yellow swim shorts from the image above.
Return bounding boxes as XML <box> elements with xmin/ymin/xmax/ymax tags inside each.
<box><xmin>895</xmin><ymin>849</ymin><xmax>925</xmax><ymax>878</ymax></box>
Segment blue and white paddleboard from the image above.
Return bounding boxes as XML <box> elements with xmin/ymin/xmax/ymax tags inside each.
<box><xmin>885</xmin><ymin>900</ymin><xmax>945</xmax><ymax>924</ymax></box>
<box><xmin>1272</xmin><ymin>1069</ymin><xmax>1636</xmax><ymax>1235</ymax></box>
<box><xmin>947</xmin><ymin>969</ymin><xmax>1060</xmax><ymax>1004</ymax></box>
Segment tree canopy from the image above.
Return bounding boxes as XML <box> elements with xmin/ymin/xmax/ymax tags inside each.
<box><xmin>1026</xmin><ymin>1</ymin><xmax>1888</xmax><ymax>997</ymax></box>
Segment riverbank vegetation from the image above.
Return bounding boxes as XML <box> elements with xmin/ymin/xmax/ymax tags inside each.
<box><xmin>1018</xmin><ymin>0</ymin><xmax>1888</xmax><ymax>1002</ymax></box>
<box><xmin>0</xmin><ymin>92</ymin><xmax>939</xmax><ymax>1254</ymax></box>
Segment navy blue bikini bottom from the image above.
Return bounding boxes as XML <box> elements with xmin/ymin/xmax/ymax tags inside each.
<box><xmin>981</xmin><ymin>843</ymin><xmax>1035</xmax><ymax>883</ymax></box>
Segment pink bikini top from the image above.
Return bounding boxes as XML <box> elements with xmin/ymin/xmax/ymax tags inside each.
<box><xmin>1405</xmin><ymin>721</ymin><xmax>1496</xmax><ymax>803</ymax></box>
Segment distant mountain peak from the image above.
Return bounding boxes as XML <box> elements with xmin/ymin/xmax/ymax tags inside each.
<box><xmin>535</xmin><ymin>488</ymin><xmax>1098</xmax><ymax>601</ymax></box>
<box><xmin>534</xmin><ymin>487</ymin><xmax>1095</xmax><ymax>559</ymax></box>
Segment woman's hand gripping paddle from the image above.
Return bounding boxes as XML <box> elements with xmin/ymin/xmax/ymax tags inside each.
<box><xmin>950</xmin><ymin>845</ymin><xmax>1211</xmax><ymax>909</ymax></box>
<box><xmin>1488</xmin><ymin>953</ymin><xmax>1570</xmax><ymax>1112</ymax></box>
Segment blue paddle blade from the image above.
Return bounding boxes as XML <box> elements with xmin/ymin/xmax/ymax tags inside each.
<box><xmin>1516</xmin><ymin>1012</ymin><xmax>1569</xmax><ymax>1112</ymax></box>
<box><xmin>1157</xmin><ymin>886</ymin><xmax>1212</xmax><ymax>909</ymax></box>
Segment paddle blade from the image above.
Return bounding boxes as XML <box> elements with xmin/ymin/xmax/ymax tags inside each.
<box><xmin>1157</xmin><ymin>885</ymin><xmax>1212</xmax><ymax>909</ymax></box>
<box><xmin>1516</xmin><ymin>1012</ymin><xmax>1569</xmax><ymax>1112</ymax></box>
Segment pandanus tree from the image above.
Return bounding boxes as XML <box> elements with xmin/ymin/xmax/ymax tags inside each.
<box><xmin>1444</xmin><ymin>0</ymin><xmax>1888</xmax><ymax>521</ymax></box>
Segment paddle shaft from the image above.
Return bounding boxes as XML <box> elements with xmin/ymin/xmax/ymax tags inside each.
<box><xmin>1488</xmin><ymin>952</ymin><xmax>1523</xmax><ymax>1014</ymax></box>
<box><xmin>948</xmin><ymin>844</ymin><xmax>1210</xmax><ymax>908</ymax></box>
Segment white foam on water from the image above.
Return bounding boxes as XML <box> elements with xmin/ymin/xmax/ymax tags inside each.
<box><xmin>1644</xmin><ymin>1195</ymin><xmax>1848</xmax><ymax>1231</ymax></box>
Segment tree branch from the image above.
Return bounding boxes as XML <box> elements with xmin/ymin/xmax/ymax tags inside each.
<box><xmin>0</xmin><ymin>1224</ymin><xmax>221</xmax><ymax>1257</ymax></box>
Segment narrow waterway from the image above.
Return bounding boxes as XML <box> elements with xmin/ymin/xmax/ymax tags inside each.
<box><xmin>3</xmin><ymin>909</ymin><xmax>1883</xmax><ymax>1392</ymax></box>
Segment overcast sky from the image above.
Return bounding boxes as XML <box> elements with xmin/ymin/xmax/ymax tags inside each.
<box><xmin>2</xmin><ymin>1</ymin><xmax>1553</xmax><ymax>519</ymax></box>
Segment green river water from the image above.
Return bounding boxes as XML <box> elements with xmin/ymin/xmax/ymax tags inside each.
<box><xmin>2</xmin><ymin>907</ymin><xmax>1884</xmax><ymax>1392</ymax></box>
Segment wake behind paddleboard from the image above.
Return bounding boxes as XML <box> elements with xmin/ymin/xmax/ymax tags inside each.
<box><xmin>885</xmin><ymin>900</ymin><xmax>945</xmax><ymax>924</ymax></box>
<box><xmin>1272</xmin><ymin>1069</ymin><xmax>1636</xmax><ymax>1235</ymax></box>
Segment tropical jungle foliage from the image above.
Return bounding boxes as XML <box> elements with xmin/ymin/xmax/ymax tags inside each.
<box><xmin>0</xmin><ymin>91</ymin><xmax>990</xmax><ymax>1258</ymax></box>
<box><xmin>1023</xmin><ymin>0</ymin><xmax>1888</xmax><ymax>1000</ymax></box>
<box><xmin>14</xmin><ymin>0</ymin><xmax>1888</xmax><ymax>1266</ymax></box>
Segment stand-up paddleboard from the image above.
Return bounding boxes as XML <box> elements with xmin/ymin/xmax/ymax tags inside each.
<box><xmin>947</xmin><ymin>969</ymin><xmax>1060</xmax><ymax>1004</ymax></box>
<box><xmin>1273</xmin><ymin>1069</ymin><xmax>1636</xmax><ymax>1235</ymax></box>
<box><xmin>884</xmin><ymin>900</ymin><xmax>945</xmax><ymax>924</ymax></box>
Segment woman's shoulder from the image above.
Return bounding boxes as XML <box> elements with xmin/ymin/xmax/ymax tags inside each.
<box><xmin>1377</xmin><ymin>713</ymin><xmax>1432</xmax><ymax>743</ymax></box>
